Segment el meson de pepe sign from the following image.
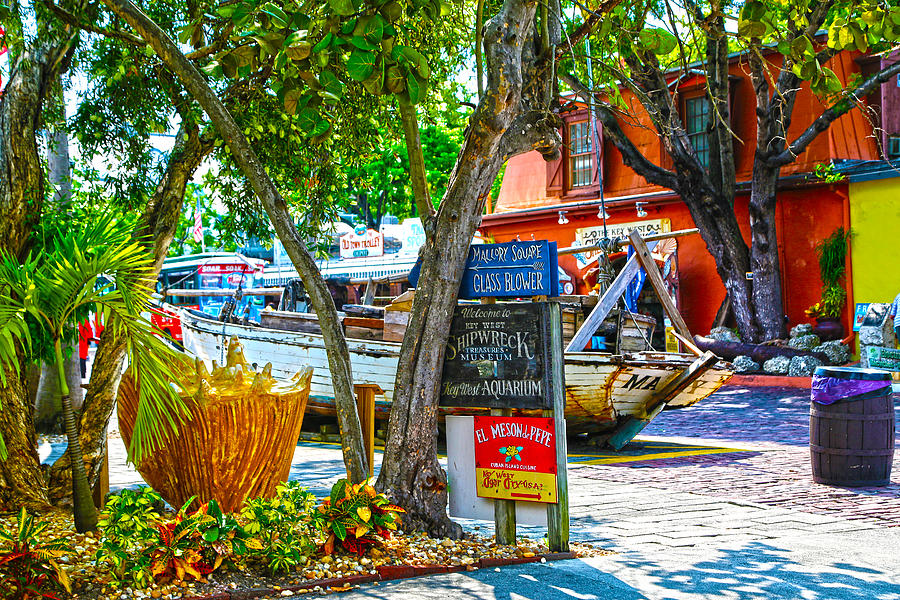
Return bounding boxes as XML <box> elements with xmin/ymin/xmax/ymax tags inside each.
<box><xmin>439</xmin><ymin>302</ymin><xmax>556</xmax><ymax>410</ymax></box>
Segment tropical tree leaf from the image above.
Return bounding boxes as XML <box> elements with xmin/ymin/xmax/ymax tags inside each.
<box><xmin>346</xmin><ymin>49</ymin><xmax>376</xmax><ymax>81</ymax></box>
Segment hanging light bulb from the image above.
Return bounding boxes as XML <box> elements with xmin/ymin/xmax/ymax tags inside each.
<box><xmin>597</xmin><ymin>205</ymin><xmax>609</xmax><ymax>220</ymax></box>
<box><xmin>635</xmin><ymin>202</ymin><xmax>647</xmax><ymax>218</ymax></box>
<box><xmin>558</xmin><ymin>211</ymin><xmax>569</xmax><ymax>225</ymax></box>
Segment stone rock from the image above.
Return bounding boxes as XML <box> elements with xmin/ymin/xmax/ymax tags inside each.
<box><xmin>789</xmin><ymin>355</ymin><xmax>823</xmax><ymax>377</ymax></box>
<box><xmin>813</xmin><ymin>340</ymin><xmax>851</xmax><ymax>365</ymax></box>
<box><xmin>763</xmin><ymin>355</ymin><xmax>791</xmax><ymax>375</ymax></box>
<box><xmin>788</xmin><ymin>334</ymin><xmax>820</xmax><ymax>350</ymax></box>
<box><xmin>789</xmin><ymin>323</ymin><xmax>814</xmax><ymax>338</ymax></box>
<box><xmin>709</xmin><ymin>327</ymin><xmax>741</xmax><ymax>343</ymax></box>
<box><xmin>733</xmin><ymin>355</ymin><xmax>760</xmax><ymax>373</ymax></box>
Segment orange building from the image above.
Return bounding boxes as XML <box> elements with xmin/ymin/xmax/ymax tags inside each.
<box><xmin>480</xmin><ymin>49</ymin><xmax>899</xmax><ymax>337</ymax></box>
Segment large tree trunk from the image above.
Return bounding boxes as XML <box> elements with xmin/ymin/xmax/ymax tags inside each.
<box><xmin>748</xmin><ymin>161</ymin><xmax>787</xmax><ymax>341</ymax></box>
<box><xmin>101</xmin><ymin>0</ymin><xmax>369</xmax><ymax>483</ymax></box>
<box><xmin>377</xmin><ymin>0</ymin><xmax>561</xmax><ymax>536</ymax></box>
<box><xmin>47</xmin><ymin>120</ymin><xmax>212</xmax><ymax>504</ymax></box>
<box><xmin>0</xmin><ymin>33</ymin><xmax>75</xmax><ymax>510</ymax></box>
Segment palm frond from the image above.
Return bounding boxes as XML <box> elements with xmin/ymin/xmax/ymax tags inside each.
<box><xmin>100</xmin><ymin>301</ymin><xmax>191</xmax><ymax>465</ymax></box>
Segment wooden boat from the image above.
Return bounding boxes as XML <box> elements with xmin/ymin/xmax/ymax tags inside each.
<box><xmin>179</xmin><ymin>307</ymin><xmax>732</xmax><ymax>437</ymax></box>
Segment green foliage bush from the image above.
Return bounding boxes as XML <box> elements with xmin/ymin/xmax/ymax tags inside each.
<box><xmin>240</xmin><ymin>481</ymin><xmax>318</xmax><ymax>573</ymax></box>
<box><xmin>0</xmin><ymin>508</ymin><xmax>72</xmax><ymax>600</ymax></box>
<box><xmin>312</xmin><ymin>479</ymin><xmax>405</xmax><ymax>556</ymax></box>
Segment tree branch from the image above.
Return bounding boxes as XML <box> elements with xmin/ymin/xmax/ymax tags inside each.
<box><xmin>100</xmin><ymin>0</ymin><xmax>370</xmax><ymax>484</ymax></box>
<box><xmin>554</xmin><ymin>0</ymin><xmax>623</xmax><ymax>60</ymax></box>
<box><xmin>561</xmin><ymin>71</ymin><xmax>679</xmax><ymax>190</ymax></box>
<box><xmin>43</xmin><ymin>0</ymin><xmax>144</xmax><ymax>46</ymax></box>
<box><xmin>768</xmin><ymin>59</ymin><xmax>900</xmax><ymax>166</ymax></box>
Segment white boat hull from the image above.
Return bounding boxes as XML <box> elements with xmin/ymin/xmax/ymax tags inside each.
<box><xmin>181</xmin><ymin>310</ymin><xmax>732</xmax><ymax>434</ymax></box>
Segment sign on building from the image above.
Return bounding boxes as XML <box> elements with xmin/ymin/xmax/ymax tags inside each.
<box><xmin>474</xmin><ymin>416</ymin><xmax>558</xmax><ymax>503</ymax></box>
<box><xmin>459</xmin><ymin>240</ymin><xmax>558</xmax><ymax>299</ymax></box>
<box><xmin>440</xmin><ymin>302</ymin><xmax>555</xmax><ymax>409</ymax></box>
<box><xmin>572</xmin><ymin>219</ymin><xmax>671</xmax><ymax>270</ymax></box>
<box><xmin>339</xmin><ymin>226</ymin><xmax>384</xmax><ymax>258</ymax></box>
<box><xmin>866</xmin><ymin>346</ymin><xmax>900</xmax><ymax>371</ymax></box>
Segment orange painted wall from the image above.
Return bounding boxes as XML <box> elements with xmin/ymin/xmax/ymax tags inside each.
<box><xmin>481</xmin><ymin>187</ymin><xmax>847</xmax><ymax>335</ymax></box>
<box><xmin>495</xmin><ymin>50</ymin><xmax>879</xmax><ymax>212</ymax></box>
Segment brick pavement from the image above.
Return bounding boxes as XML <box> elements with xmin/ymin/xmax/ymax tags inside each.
<box><xmin>571</xmin><ymin>385</ymin><xmax>900</xmax><ymax>538</ymax></box>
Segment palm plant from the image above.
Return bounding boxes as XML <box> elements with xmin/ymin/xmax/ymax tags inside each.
<box><xmin>0</xmin><ymin>215</ymin><xmax>190</xmax><ymax>532</ymax></box>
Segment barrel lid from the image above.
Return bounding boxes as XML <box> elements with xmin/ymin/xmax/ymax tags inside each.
<box><xmin>813</xmin><ymin>366</ymin><xmax>892</xmax><ymax>381</ymax></box>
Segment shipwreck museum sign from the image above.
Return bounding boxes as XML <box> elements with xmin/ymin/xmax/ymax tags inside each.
<box><xmin>439</xmin><ymin>302</ymin><xmax>554</xmax><ymax>410</ymax></box>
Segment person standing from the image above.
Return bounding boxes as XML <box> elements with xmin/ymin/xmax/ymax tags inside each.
<box><xmin>892</xmin><ymin>292</ymin><xmax>900</xmax><ymax>344</ymax></box>
<box><xmin>78</xmin><ymin>319</ymin><xmax>92</xmax><ymax>379</ymax></box>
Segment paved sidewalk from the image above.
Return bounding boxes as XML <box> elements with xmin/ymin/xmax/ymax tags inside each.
<box><xmin>40</xmin><ymin>384</ymin><xmax>900</xmax><ymax>598</ymax></box>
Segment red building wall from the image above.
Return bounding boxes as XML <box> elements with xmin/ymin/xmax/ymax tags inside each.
<box><xmin>481</xmin><ymin>187</ymin><xmax>848</xmax><ymax>336</ymax></box>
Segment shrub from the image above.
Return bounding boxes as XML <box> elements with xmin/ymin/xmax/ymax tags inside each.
<box><xmin>195</xmin><ymin>499</ymin><xmax>254</xmax><ymax>571</ymax></box>
<box><xmin>0</xmin><ymin>508</ymin><xmax>72</xmax><ymax>600</ymax></box>
<box><xmin>147</xmin><ymin>498</ymin><xmax>216</xmax><ymax>582</ymax></box>
<box><xmin>95</xmin><ymin>487</ymin><xmax>166</xmax><ymax>588</ymax></box>
<box><xmin>240</xmin><ymin>481</ymin><xmax>317</xmax><ymax>573</ymax></box>
<box><xmin>311</xmin><ymin>479</ymin><xmax>405</xmax><ymax>555</ymax></box>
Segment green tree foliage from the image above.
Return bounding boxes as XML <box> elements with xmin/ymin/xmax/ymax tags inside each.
<box><xmin>0</xmin><ymin>216</ymin><xmax>189</xmax><ymax>530</ymax></box>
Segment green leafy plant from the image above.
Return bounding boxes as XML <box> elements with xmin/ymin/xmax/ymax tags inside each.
<box><xmin>195</xmin><ymin>499</ymin><xmax>255</xmax><ymax>571</ymax></box>
<box><xmin>807</xmin><ymin>227</ymin><xmax>851</xmax><ymax>319</ymax></box>
<box><xmin>94</xmin><ymin>487</ymin><xmax>166</xmax><ymax>588</ymax></box>
<box><xmin>813</xmin><ymin>162</ymin><xmax>847</xmax><ymax>183</ymax></box>
<box><xmin>240</xmin><ymin>481</ymin><xmax>317</xmax><ymax>573</ymax></box>
<box><xmin>147</xmin><ymin>499</ymin><xmax>216</xmax><ymax>583</ymax></box>
<box><xmin>0</xmin><ymin>508</ymin><xmax>72</xmax><ymax>600</ymax></box>
<box><xmin>0</xmin><ymin>215</ymin><xmax>190</xmax><ymax>532</ymax></box>
<box><xmin>311</xmin><ymin>479</ymin><xmax>405</xmax><ymax>556</ymax></box>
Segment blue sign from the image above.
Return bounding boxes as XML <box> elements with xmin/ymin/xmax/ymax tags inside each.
<box><xmin>409</xmin><ymin>241</ymin><xmax>559</xmax><ymax>299</ymax></box>
<box><xmin>853</xmin><ymin>302</ymin><xmax>871</xmax><ymax>332</ymax></box>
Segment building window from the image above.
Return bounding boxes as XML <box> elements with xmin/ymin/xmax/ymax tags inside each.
<box><xmin>888</xmin><ymin>135</ymin><xmax>900</xmax><ymax>158</ymax></box>
<box><xmin>685</xmin><ymin>96</ymin><xmax>711</xmax><ymax>168</ymax></box>
<box><xmin>569</xmin><ymin>121</ymin><xmax>593</xmax><ymax>187</ymax></box>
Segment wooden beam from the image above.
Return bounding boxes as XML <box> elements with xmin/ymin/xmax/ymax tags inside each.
<box><xmin>671</xmin><ymin>330</ymin><xmax>702</xmax><ymax>357</ymax></box>
<box><xmin>164</xmin><ymin>287</ymin><xmax>283</xmax><ymax>297</ymax></box>
<box><xmin>628</xmin><ymin>229</ymin><xmax>692</xmax><ymax>341</ymax></box>
<box><xmin>544</xmin><ymin>301</ymin><xmax>569</xmax><ymax>552</ymax></box>
<box><xmin>492</xmin><ymin>406</ymin><xmax>517</xmax><ymax>545</ymax></box>
<box><xmin>556</xmin><ymin>228</ymin><xmax>698</xmax><ymax>256</ymax></box>
<box><xmin>565</xmin><ymin>241</ymin><xmax>658</xmax><ymax>352</ymax></box>
<box><xmin>362</xmin><ymin>278</ymin><xmax>376</xmax><ymax>305</ymax></box>
<box><xmin>607</xmin><ymin>351</ymin><xmax>718</xmax><ymax>450</ymax></box>
<box><xmin>353</xmin><ymin>384</ymin><xmax>382</xmax><ymax>478</ymax></box>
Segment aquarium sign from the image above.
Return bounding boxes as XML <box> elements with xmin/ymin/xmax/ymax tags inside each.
<box><xmin>473</xmin><ymin>416</ymin><xmax>557</xmax><ymax>503</ymax></box>
<box><xmin>458</xmin><ymin>240</ymin><xmax>558</xmax><ymax>299</ymax></box>
<box><xmin>440</xmin><ymin>302</ymin><xmax>554</xmax><ymax>410</ymax></box>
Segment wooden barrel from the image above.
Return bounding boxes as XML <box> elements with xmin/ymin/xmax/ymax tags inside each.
<box><xmin>810</xmin><ymin>367</ymin><xmax>895</xmax><ymax>487</ymax></box>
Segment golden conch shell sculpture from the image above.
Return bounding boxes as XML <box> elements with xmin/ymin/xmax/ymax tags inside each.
<box><xmin>117</xmin><ymin>336</ymin><xmax>313</xmax><ymax>513</ymax></box>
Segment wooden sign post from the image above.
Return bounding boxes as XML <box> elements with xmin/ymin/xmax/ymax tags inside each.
<box><xmin>439</xmin><ymin>240</ymin><xmax>569</xmax><ymax>552</ymax></box>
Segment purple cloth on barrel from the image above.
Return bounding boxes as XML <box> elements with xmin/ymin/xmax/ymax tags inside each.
<box><xmin>811</xmin><ymin>376</ymin><xmax>891</xmax><ymax>405</ymax></box>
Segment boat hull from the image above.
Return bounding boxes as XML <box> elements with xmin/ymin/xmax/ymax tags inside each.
<box><xmin>181</xmin><ymin>310</ymin><xmax>732</xmax><ymax>435</ymax></box>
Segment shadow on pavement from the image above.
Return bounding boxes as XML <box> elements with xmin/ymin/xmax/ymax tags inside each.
<box><xmin>602</xmin><ymin>540</ymin><xmax>900</xmax><ymax>599</ymax></box>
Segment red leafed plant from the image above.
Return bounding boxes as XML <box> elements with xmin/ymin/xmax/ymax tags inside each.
<box><xmin>0</xmin><ymin>508</ymin><xmax>72</xmax><ymax>600</ymax></box>
<box><xmin>312</xmin><ymin>479</ymin><xmax>405</xmax><ymax>556</ymax></box>
<box><xmin>148</xmin><ymin>500</ymin><xmax>216</xmax><ymax>582</ymax></box>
